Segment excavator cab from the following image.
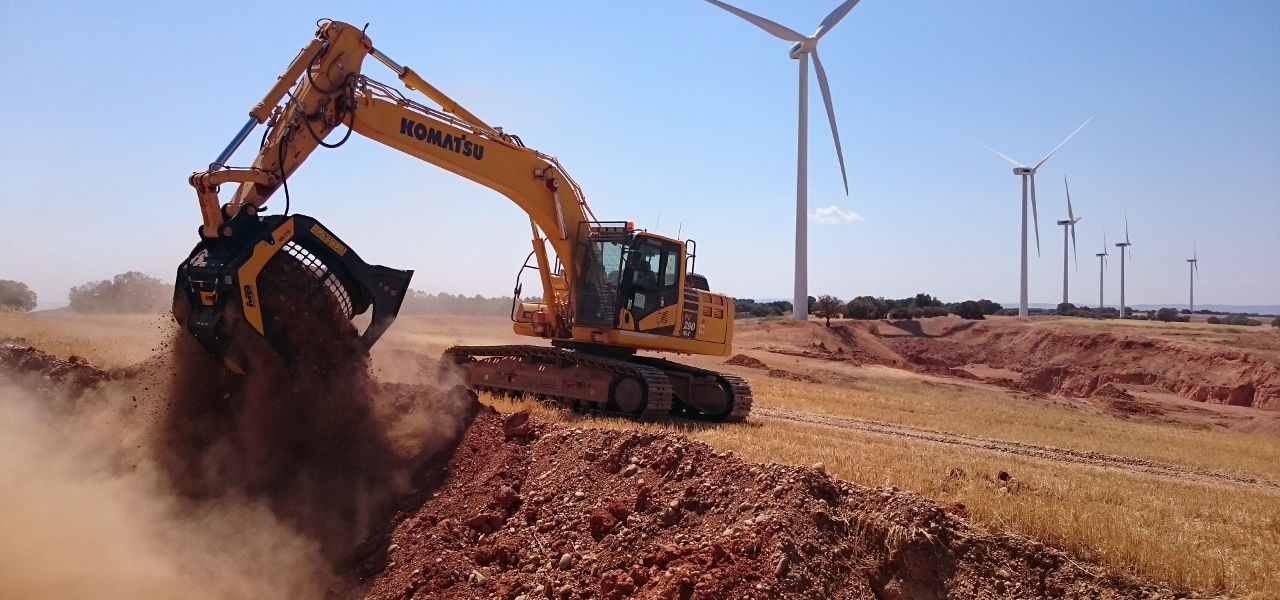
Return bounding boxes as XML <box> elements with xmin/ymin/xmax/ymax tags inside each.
<box><xmin>571</xmin><ymin>225</ymin><xmax>686</xmax><ymax>334</ymax></box>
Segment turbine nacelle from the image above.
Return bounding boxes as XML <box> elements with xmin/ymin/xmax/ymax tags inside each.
<box><xmin>1013</xmin><ymin>166</ymin><xmax>1035</xmax><ymax>176</ymax></box>
<box><xmin>788</xmin><ymin>39</ymin><xmax>817</xmax><ymax>58</ymax></box>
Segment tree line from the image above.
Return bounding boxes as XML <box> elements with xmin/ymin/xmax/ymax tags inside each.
<box><xmin>4</xmin><ymin>273</ymin><xmax>1278</xmax><ymax>328</ymax></box>
<box><xmin>0</xmin><ymin>273</ymin><xmax>528</xmax><ymax>316</ymax></box>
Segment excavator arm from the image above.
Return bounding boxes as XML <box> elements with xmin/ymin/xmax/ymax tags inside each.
<box><xmin>178</xmin><ymin>19</ymin><xmax>598</xmax><ymax>368</ymax></box>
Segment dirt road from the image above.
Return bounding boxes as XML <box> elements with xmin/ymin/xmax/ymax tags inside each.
<box><xmin>754</xmin><ymin>405</ymin><xmax>1280</xmax><ymax>494</ymax></box>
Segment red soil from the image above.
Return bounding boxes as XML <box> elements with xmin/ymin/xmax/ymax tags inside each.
<box><xmin>356</xmin><ymin>410</ymin><xmax>1176</xmax><ymax>600</ymax></box>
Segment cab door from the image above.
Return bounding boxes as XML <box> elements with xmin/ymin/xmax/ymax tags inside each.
<box><xmin>618</xmin><ymin>236</ymin><xmax>681</xmax><ymax>333</ymax></box>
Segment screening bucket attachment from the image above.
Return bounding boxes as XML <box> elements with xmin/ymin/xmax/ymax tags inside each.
<box><xmin>175</xmin><ymin>208</ymin><xmax>412</xmax><ymax>371</ymax></box>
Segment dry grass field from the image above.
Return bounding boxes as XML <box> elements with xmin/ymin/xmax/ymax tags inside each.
<box><xmin>4</xmin><ymin>310</ymin><xmax>1279</xmax><ymax>597</ymax></box>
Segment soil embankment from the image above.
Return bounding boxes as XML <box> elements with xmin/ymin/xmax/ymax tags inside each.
<box><xmin>738</xmin><ymin>317</ymin><xmax>1280</xmax><ymax>412</ymax></box>
<box><xmin>358</xmin><ymin>410</ymin><xmax>1176</xmax><ymax>600</ymax></box>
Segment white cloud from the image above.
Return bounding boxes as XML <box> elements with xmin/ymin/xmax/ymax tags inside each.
<box><xmin>810</xmin><ymin>205</ymin><xmax>864</xmax><ymax>224</ymax></box>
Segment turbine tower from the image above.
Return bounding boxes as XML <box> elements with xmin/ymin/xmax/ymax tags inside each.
<box><xmin>703</xmin><ymin>0</ymin><xmax>859</xmax><ymax>321</ymax></box>
<box><xmin>1115</xmin><ymin>217</ymin><xmax>1133</xmax><ymax>318</ymax></box>
<box><xmin>1056</xmin><ymin>176</ymin><xmax>1081</xmax><ymax>306</ymax></box>
<box><xmin>988</xmin><ymin>117</ymin><xmax>1093</xmax><ymax>316</ymax></box>
<box><xmin>1187</xmin><ymin>246</ymin><xmax>1200</xmax><ymax>312</ymax></box>
<box><xmin>1095</xmin><ymin>235</ymin><xmax>1109</xmax><ymax>310</ymax></box>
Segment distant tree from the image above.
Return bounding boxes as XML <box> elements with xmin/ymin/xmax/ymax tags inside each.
<box><xmin>1272</xmin><ymin>316</ymin><xmax>1280</xmax><ymax>328</ymax></box>
<box><xmin>812</xmin><ymin>295</ymin><xmax>843</xmax><ymax>327</ymax></box>
<box><xmin>1155</xmin><ymin>307</ymin><xmax>1181</xmax><ymax>322</ymax></box>
<box><xmin>68</xmin><ymin>271</ymin><xmax>170</xmax><ymax>313</ymax></box>
<box><xmin>844</xmin><ymin>296</ymin><xmax>882</xmax><ymax>320</ymax></box>
<box><xmin>1207</xmin><ymin>316</ymin><xmax>1222</xmax><ymax>325</ymax></box>
<box><xmin>976</xmin><ymin>299</ymin><xmax>1003</xmax><ymax>315</ymax></box>
<box><xmin>888</xmin><ymin>306</ymin><xmax>912</xmax><ymax>320</ymax></box>
<box><xmin>807</xmin><ymin>295</ymin><xmax>817</xmax><ymax>314</ymax></box>
<box><xmin>401</xmin><ymin>291</ymin><xmax>527</xmax><ymax>316</ymax></box>
<box><xmin>0</xmin><ymin>280</ymin><xmax>37</xmax><ymax>312</ymax></box>
<box><xmin>1056</xmin><ymin>302</ymin><xmax>1076</xmax><ymax>315</ymax></box>
<box><xmin>912</xmin><ymin>293</ymin><xmax>943</xmax><ymax>308</ymax></box>
<box><xmin>732</xmin><ymin>298</ymin><xmax>790</xmax><ymax>319</ymax></box>
<box><xmin>952</xmin><ymin>300</ymin><xmax>985</xmax><ymax>320</ymax></box>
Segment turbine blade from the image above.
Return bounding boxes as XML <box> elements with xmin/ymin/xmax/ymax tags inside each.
<box><xmin>814</xmin><ymin>0</ymin><xmax>863</xmax><ymax>38</ymax></box>
<box><xmin>1125</xmin><ymin>214</ymin><xmax>1131</xmax><ymax>244</ymax></box>
<box><xmin>1195</xmin><ymin>261</ymin><xmax>1200</xmax><ymax>281</ymax></box>
<box><xmin>1033</xmin><ymin>115</ymin><xmax>1094</xmax><ymax>170</ymax></box>
<box><xmin>702</xmin><ymin>0</ymin><xmax>806</xmax><ymax>42</ymax></box>
<box><xmin>1064</xmin><ymin>175</ymin><xmax>1075</xmax><ymax>221</ymax></box>
<box><xmin>986</xmin><ymin>146</ymin><xmax>1025</xmax><ymax>168</ymax></box>
<box><xmin>1031</xmin><ymin>174</ymin><xmax>1041</xmax><ymax>256</ymax></box>
<box><xmin>810</xmin><ymin>48</ymin><xmax>848</xmax><ymax>194</ymax></box>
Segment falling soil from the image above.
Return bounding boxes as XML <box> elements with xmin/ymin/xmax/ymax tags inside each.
<box><xmin>161</xmin><ymin>254</ymin><xmax>479</xmax><ymax>565</ymax></box>
<box><xmin>357</xmin><ymin>410</ymin><xmax>1179</xmax><ymax>600</ymax></box>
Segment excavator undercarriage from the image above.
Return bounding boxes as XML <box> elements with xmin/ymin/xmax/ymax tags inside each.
<box><xmin>445</xmin><ymin>345</ymin><xmax>752</xmax><ymax>422</ymax></box>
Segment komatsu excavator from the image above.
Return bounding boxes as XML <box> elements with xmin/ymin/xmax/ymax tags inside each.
<box><xmin>176</xmin><ymin>19</ymin><xmax>751</xmax><ymax>421</ymax></box>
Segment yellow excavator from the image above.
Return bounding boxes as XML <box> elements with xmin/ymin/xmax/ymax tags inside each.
<box><xmin>176</xmin><ymin>19</ymin><xmax>751</xmax><ymax>421</ymax></box>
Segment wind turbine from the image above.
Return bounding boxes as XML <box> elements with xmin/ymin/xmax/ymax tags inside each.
<box><xmin>1095</xmin><ymin>235</ymin><xmax>1109</xmax><ymax>310</ymax></box>
<box><xmin>1187</xmin><ymin>246</ymin><xmax>1200</xmax><ymax>312</ymax></box>
<box><xmin>1056</xmin><ymin>176</ymin><xmax>1081</xmax><ymax>306</ymax></box>
<box><xmin>702</xmin><ymin>0</ymin><xmax>859</xmax><ymax>321</ymax></box>
<box><xmin>1115</xmin><ymin>217</ymin><xmax>1133</xmax><ymax>318</ymax></box>
<box><xmin>988</xmin><ymin>116</ymin><xmax>1093</xmax><ymax>316</ymax></box>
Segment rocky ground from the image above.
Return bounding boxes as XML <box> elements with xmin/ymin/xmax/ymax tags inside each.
<box><xmin>353</xmin><ymin>409</ymin><xmax>1178</xmax><ymax>600</ymax></box>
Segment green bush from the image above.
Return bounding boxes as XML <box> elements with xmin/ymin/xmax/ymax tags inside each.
<box><xmin>1208</xmin><ymin>314</ymin><xmax>1263</xmax><ymax>326</ymax></box>
<box><xmin>951</xmin><ymin>300</ymin><xmax>984</xmax><ymax>320</ymax></box>
<box><xmin>844</xmin><ymin>296</ymin><xmax>883</xmax><ymax>320</ymax></box>
<box><xmin>1155</xmin><ymin>307</ymin><xmax>1189</xmax><ymax>322</ymax></box>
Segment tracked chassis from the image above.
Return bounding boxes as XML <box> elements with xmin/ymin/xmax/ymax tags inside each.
<box><xmin>444</xmin><ymin>345</ymin><xmax>752</xmax><ymax>422</ymax></box>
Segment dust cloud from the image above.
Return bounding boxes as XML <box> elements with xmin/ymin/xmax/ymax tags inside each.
<box><xmin>0</xmin><ymin>378</ymin><xmax>329</xmax><ymax>600</ymax></box>
<box><xmin>2</xmin><ymin>256</ymin><xmax>477</xmax><ymax>598</ymax></box>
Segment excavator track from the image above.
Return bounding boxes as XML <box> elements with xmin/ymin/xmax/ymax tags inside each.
<box><xmin>444</xmin><ymin>345</ymin><xmax>673</xmax><ymax>420</ymax></box>
<box><xmin>630</xmin><ymin>357</ymin><xmax>753</xmax><ymax>422</ymax></box>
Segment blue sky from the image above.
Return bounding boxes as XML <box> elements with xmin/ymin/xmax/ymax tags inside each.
<box><xmin>1</xmin><ymin>1</ymin><xmax>1276</xmax><ymax>309</ymax></box>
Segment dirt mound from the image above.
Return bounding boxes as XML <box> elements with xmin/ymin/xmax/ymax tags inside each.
<box><xmin>0</xmin><ymin>343</ymin><xmax>114</xmax><ymax>392</ymax></box>
<box><xmin>359</xmin><ymin>410</ymin><xmax>1176</xmax><ymax>600</ymax></box>
<box><xmin>160</xmin><ymin>255</ymin><xmax>478</xmax><ymax>565</ymax></box>
<box><xmin>736</xmin><ymin>320</ymin><xmax>902</xmax><ymax>365</ymax></box>
<box><xmin>879</xmin><ymin>320</ymin><xmax>1280</xmax><ymax>410</ymax></box>
<box><xmin>724</xmin><ymin>354</ymin><xmax>767</xmax><ymax>369</ymax></box>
